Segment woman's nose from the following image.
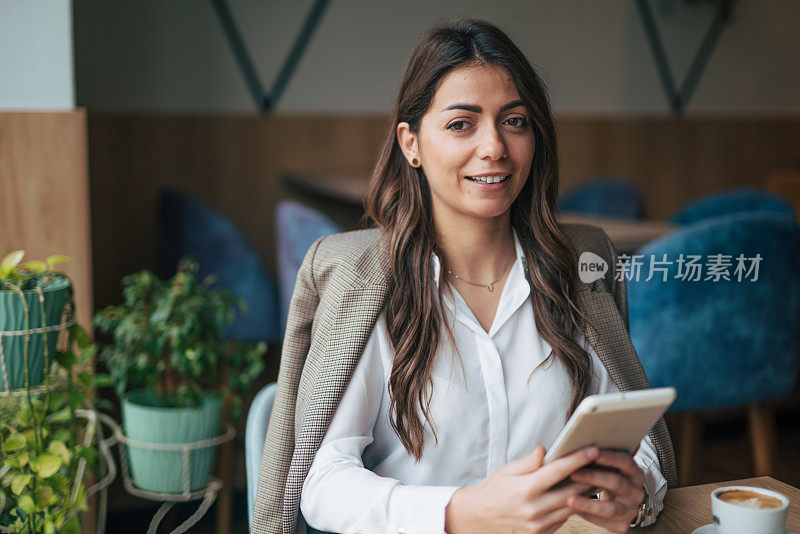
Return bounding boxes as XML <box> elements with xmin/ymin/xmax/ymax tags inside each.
<box><xmin>475</xmin><ymin>124</ymin><xmax>508</xmax><ymax>160</ymax></box>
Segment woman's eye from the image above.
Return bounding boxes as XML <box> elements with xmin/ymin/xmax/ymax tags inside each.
<box><xmin>506</xmin><ymin>116</ymin><xmax>529</xmax><ymax>127</ymax></box>
<box><xmin>447</xmin><ymin>120</ymin><xmax>469</xmax><ymax>131</ymax></box>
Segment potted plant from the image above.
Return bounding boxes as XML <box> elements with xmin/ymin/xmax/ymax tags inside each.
<box><xmin>0</xmin><ymin>252</ymin><xmax>73</xmax><ymax>391</ymax></box>
<box><xmin>0</xmin><ymin>250</ymin><xmax>105</xmax><ymax>533</ymax></box>
<box><xmin>94</xmin><ymin>257</ymin><xmax>266</xmax><ymax>494</ymax></box>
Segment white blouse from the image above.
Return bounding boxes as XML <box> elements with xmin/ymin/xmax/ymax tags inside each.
<box><xmin>300</xmin><ymin>232</ymin><xmax>666</xmax><ymax>533</ymax></box>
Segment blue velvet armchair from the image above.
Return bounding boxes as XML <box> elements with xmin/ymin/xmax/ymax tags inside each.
<box><xmin>159</xmin><ymin>188</ymin><xmax>281</xmax><ymax>344</ymax></box>
<box><xmin>275</xmin><ymin>201</ymin><xmax>343</xmax><ymax>334</ymax></box>
<box><xmin>670</xmin><ymin>188</ymin><xmax>795</xmax><ymax>225</ymax></box>
<box><xmin>627</xmin><ymin>212</ymin><xmax>800</xmax><ymax>484</ymax></box>
<box><xmin>559</xmin><ymin>175</ymin><xmax>644</xmax><ymax>219</ymax></box>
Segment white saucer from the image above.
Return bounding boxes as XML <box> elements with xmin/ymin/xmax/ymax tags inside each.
<box><xmin>692</xmin><ymin>525</ymin><xmax>798</xmax><ymax>534</ymax></box>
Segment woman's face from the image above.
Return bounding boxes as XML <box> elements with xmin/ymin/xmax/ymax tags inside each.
<box><xmin>398</xmin><ymin>64</ymin><xmax>535</xmax><ymax>226</ymax></box>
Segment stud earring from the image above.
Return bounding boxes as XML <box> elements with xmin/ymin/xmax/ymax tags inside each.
<box><xmin>411</xmin><ymin>157</ymin><xmax>419</xmax><ymax>166</ymax></box>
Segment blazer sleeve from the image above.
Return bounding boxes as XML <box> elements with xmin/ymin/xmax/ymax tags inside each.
<box><xmin>599</xmin><ymin>231</ymin><xmax>679</xmax><ymax>490</ymax></box>
<box><xmin>251</xmin><ymin>236</ymin><xmax>325</xmax><ymax>534</ymax></box>
<box><xmin>602</xmin><ymin>231</ymin><xmax>631</xmax><ymax>330</ymax></box>
<box><xmin>564</xmin><ymin>222</ymin><xmax>678</xmax><ymax>490</ymax></box>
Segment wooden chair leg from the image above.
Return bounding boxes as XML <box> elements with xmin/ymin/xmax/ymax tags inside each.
<box><xmin>216</xmin><ymin>438</ymin><xmax>234</xmax><ymax>534</ymax></box>
<box><xmin>679</xmin><ymin>411</ymin><xmax>701</xmax><ymax>487</ymax></box>
<box><xmin>748</xmin><ymin>402</ymin><xmax>775</xmax><ymax>476</ymax></box>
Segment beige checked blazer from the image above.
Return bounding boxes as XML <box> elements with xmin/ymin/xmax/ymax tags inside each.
<box><xmin>252</xmin><ymin>223</ymin><xmax>678</xmax><ymax>534</ymax></box>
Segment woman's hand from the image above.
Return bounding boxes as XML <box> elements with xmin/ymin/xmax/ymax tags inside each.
<box><xmin>566</xmin><ymin>449</ymin><xmax>646</xmax><ymax>533</ymax></box>
<box><xmin>444</xmin><ymin>445</ymin><xmax>599</xmax><ymax>534</ymax></box>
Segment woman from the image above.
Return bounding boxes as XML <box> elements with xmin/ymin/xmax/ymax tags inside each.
<box><xmin>252</xmin><ymin>19</ymin><xmax>676</xmax><ymax>534</ymax></box>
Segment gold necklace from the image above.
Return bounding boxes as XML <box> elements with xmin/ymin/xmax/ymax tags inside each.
<box><xmin>446</xmin><ymin>255</ymin><xmax>515</xmax><ymax>292</ymax></box>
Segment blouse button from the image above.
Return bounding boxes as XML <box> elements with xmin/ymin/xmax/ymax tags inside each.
<box><xmin>397</xmin><ymin>528</ymin><xmax>406</xmax><ymax>534</ymax></box>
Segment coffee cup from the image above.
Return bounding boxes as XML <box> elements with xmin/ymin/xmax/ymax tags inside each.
<box><xmin>711</xmin><ymin>486</ymin><xmax>789</xmax><ymax>534</ymax></box>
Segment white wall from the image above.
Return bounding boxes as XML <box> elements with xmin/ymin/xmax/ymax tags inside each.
<box><xmin>73</xmin><ymin>0</ymin><xmax>800</xmax><ymax>115</ymax></box>
<box><xmin>0</xmin><ymin>0</ymin><xmax>75</xmax><ymax>110</ymax></box>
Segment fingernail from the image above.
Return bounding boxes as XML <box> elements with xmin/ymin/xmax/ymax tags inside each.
<box><xmin>586</xmin><ymin>446</ymin><xmax>599</xmax><ymax>458</ymax></box>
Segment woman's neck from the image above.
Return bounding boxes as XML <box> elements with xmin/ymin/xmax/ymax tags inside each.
<box><xmin>435</xmin><ymin>213</ymin><xmax>516</xmax><ymax>282</ymax></box>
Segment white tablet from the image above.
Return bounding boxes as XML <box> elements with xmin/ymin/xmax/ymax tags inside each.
<box><xmin>543</xmin><ymin>387</ymin><xmax>676</xmax><ymax>464</ymax></box>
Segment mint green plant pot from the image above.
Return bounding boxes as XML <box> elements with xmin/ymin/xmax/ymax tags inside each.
<box><xmin>0</xmin><ymin>276</ymin><xmax>70</xmax><ymax>390</ymax></box>
<box><xmin>121</xmin><ymin>390</ymin><xmax>223</xmax><ymax>494</ymax></box>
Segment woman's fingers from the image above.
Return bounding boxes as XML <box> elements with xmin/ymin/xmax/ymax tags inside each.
<box><xmin>592</xmin><ymin>450</ymin><xmax>645</xmax><ymax>485</ymax></box>
<box><xmin>568</xmin><ymin>495</ymin><xmax>632</xmax><ymax>517</ymax></box>
<box><xmin>528</xmin><ymin>481</ymin><xmax>595</xmax><ymax>515</ymax></box>
<box><xmin>569</xmin><ymin>496</ymin><xmax>636</xmax><ymax>532</ymax></box>
<box><xmin>498</xmin><ymin>445</ymin><xmax>547</xmax><ymax>476</ymax></box>
<box><xmin>527</xmin><ymin>446</ymin><xmax>599</xmax><ymax>493</ymax></box>
<box><xmin>534</xmin><ymin>504</ymin><xmax>576</xmax><ymax>532</ymax></box>
<box><xmin>570</xmin><ymin>467</ymin><xmax>643</xmax><ymax>504</ymax></box>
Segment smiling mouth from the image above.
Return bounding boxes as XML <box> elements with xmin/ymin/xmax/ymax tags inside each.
<box><xmin>465</xmin><ymin>174</ymin><xmax>511</xmax><ymax>184</ymax></box>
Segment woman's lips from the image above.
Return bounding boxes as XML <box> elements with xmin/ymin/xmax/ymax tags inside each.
<box><xmin>464</xmin><ymin>174</ymin><xmax>512</xmax><ymax>190</ymax></box>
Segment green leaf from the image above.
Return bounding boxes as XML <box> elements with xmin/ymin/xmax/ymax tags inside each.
<box><xmin>46</xmin><ymin>254</ymin><xmax>74</xmax><ymax>271</ymax></box>
<box><xmin>16</xmin><ymin>403</ymin><xmax>33</xmax><ymax>426</ymax></box>
<box><xmin>6</xmin><ymin>450</ymin><xmax>29</xmax><ymax>468</ymax></box>
<box><xmin>75</xmin><ymin>445</ymin><xmax>97</xmax><ymax>464</ymax></box>
<box><xmin>17</xmin><ymin>494</ymin><xmax>35</xmax><ymax>515</ymax></box>
<box><xmin>30</xmin><ymin>453</ymin><xmax>62</xmax><ymax>478</ymax></box>
<box><xmin>0</xmin><ymin>250</ymin><xmax>25</xmax><ymax>279</ymax></box>
<box><xmin>62</xmin><ymin>517</ymin><xmax>81</xmax><ymax>534</ymax></box>
<box><xmin>18</xmin><ymin>260</ymin><xmax>47</xmax><ymax>273</ymax></box>
<box><xmin>78</xmin><ymin>371</ymin><xmax>92</xmax><ymax>387</ymax></box>
<box><xmin>52</xmin><ymin>428</ymin><xmax>70</xmax><ymax>443</ymax></box>
<box><xmin>54</xmin><ymin>350</ymin><xmax>77</xmax><ymax>369</ymax></box>
<box><xmin>69</xmin><ymin>323</ymin><xmax>92</xmax><ymax>348</ymax></box>
<box><xmin>2</xmin><ymin>432</ymin><xmax>26</xmax><ymax>452</ymax></box>
<box><xmin>2</xmin><ymin>468</ymin><xmax>17</xmax><ymax>486</ymax></box>
<box><xmin>48</xmin><ymin>407</ymin><xmax>72</xmax><ymax>424</ymax></box>
<box><xmin>34</xmin><ymin>484</ymin><xmax>53</xmax><ymax>507</ymax></box>
<box><xmin>93</xmin><ymin>373</ymin><xmax>113</xmax><ymax>388</ymax></box>
<box><xmin>47</xmin><ymin>440</ymin><xmax>71</xmax><ymax>464</ymax></box>
<box><xmin>11</xmin><ymin>473</ymin><xmax>32</xmax><ymax>495</ymax></box>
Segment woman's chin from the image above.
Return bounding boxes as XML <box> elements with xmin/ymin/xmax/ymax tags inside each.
<box><xmin>462</xmin><ymin>204</ymin><xmax>514</xmax><ymax>221</ymax></box>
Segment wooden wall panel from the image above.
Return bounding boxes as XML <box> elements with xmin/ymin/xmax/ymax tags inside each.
<box><xmin>557</xmin><ymin>118</ymin><xmax>800</xmax><ymax>218</ymax></box>
<box><xmin>0</xmin><ymin>110</ymin><xmax>93</xmax><ymax>328</ymax></box>
<box><xmin>87</xmin><ymin>115</ymin><xmax>388</xmax><ymax>310</ymax></box>
<box><xmin>87</xmin><ymin>115</ymin><xmax>800</xmax><ymax>311</ymax></box>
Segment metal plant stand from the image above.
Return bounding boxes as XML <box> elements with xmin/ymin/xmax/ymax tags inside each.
<box><xmin>102</xmin><ymin>416</ymin><xmax>236</xmax><ymax>534</ymax></box>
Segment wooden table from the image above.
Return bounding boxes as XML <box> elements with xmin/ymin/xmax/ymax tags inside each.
<box><xmin>558</xmin><ymin>213</ymin><xmax>676</xmax><ymax>254</ymax></box>
<box><xmin>558</xmin><ymin>476</ymin><xmax>800</xmax><ymax>533</ymax></box>
<box><xmin>283</xmin><ymin>173</ymin><xmax>677</xmax><ymax>254</ymax></box>
<box><xmin>284</xmin><ymin>172</ymin><xmax>369</xmax><ymax>205</ymax></box>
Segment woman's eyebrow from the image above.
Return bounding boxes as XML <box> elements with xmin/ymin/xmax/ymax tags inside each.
<box><xmin>441</xmin><ymin>100</ymin><xmax>524</xmax><ymax>113</ymax></box>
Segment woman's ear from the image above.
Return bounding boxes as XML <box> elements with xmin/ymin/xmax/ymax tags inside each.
<box><xmin>396</xmin><ymin>122</ymin><xmax>419</xmax><ymax>166</ymax></box>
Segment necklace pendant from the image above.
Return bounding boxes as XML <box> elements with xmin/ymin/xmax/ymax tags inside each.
<box><xmin>486</xmin><ymin>284</ymin><xmax>493</xmax><ymax>292</ymax></box>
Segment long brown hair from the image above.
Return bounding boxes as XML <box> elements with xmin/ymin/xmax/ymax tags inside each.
<box><xmin>364</xmin><ymin>19</ymin><xmax>591</xmax><ymax>461</ymax></box>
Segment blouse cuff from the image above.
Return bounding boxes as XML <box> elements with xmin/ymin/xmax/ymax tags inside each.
<box><xmin>633</xmin><ymin>455</ymin><xmax>667</xmax><ymax>527</ymax></box>
<box><xmin>387</xmin><ymin>485</ymin><xmax>461</xmax><ymax>534</ymax></box>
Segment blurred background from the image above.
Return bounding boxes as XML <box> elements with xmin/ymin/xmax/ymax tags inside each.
<box><xmin>2</xmin><ymin>0</ymin><xmax>799</xmax><ymax>532</ymax></box>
